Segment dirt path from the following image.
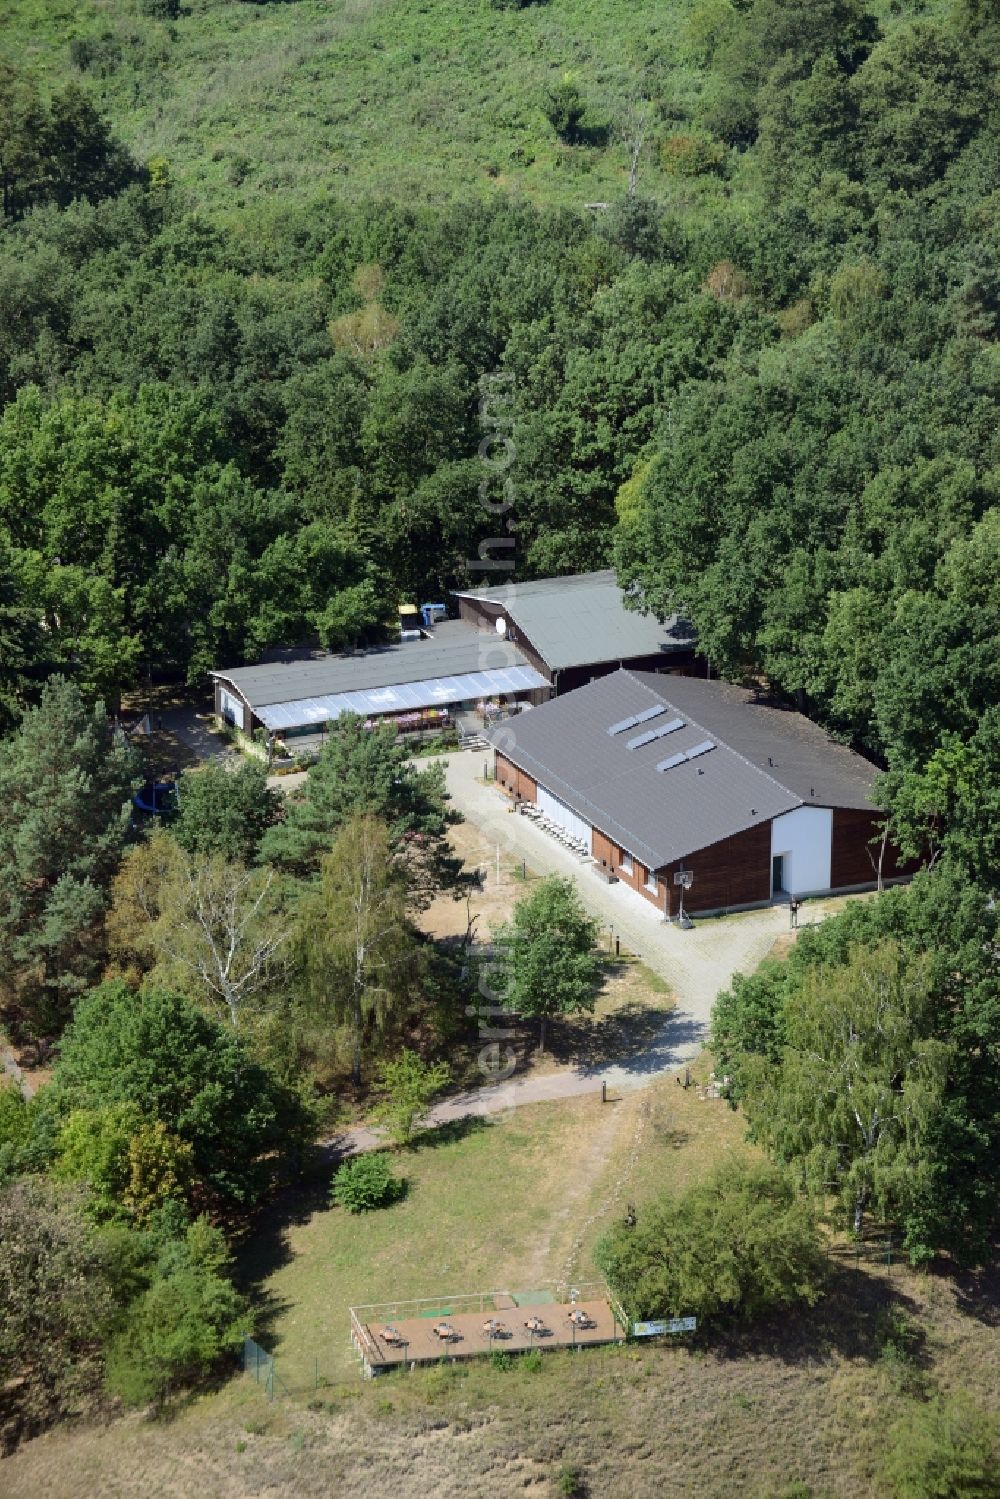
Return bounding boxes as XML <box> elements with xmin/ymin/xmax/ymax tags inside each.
<box><xmin>517</xmin><ymin>1103</ymin><xmax>622</xmax><ymax>1287</ymax></box>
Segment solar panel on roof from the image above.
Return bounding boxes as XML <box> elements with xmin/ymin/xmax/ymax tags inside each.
<box><xmin>625</xmin><ymin>716</ymin><xmax>685</xmax><ymax>751</ymax></box>
<box><xmin>655</xmin><ymin>751</ymin><xmax>686</xmax><ymax>772</ymax></box>
<box><xmin>686</xmin><ymin>739</ymin><xmax>715</xmax><ymax>761</ymax></box>
<box><xmin>607</xmin><ymin>704</ymin><xmax>665</xmax><ymax>737</ymax></box>
<box><xmin>655</xmin><ymin>739</ymin><xmax>716</xmax><ymax>773</ymax></box>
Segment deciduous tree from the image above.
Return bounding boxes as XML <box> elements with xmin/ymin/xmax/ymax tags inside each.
<box><xmin>172</xmin><ymin>760</ymin><xmax>283</xmax><ymax>865</ymax></box>
<box><xmin>51</xmin><ymin>982</ymin><xmax>312</xmax><ymax>1206</ymax></box>
<box><xmin>491</xmin><ymin>876</ymin><xmax>601</xmax><ymax>1051</ymax></box>
<box><xmin>595</xmin><ymin>1158</ymin><xmax>826</xmax><ymax>1325</ymax></box>
<box><xmin>295</xmin><ymin>816</ymin><xmax>422</xmax><ymax>1086</ymax></box>
<box><xmin>0</xmin><ymin>1178</ymin><xmax>118</xmax><ymax>1435</ymax></box>
<box><xmin>375</xmin><ymin>1048</ymin><xmax>451</xmax><ymax>1145</ymax></box>
<box><xmin>742</xmin><ymin>941</ymin><xmax>951</xmax><ymax>1241</ymax></box>
<box><xmin>109</xmin><ymin>829</ymin><xmax>292</xmax><ymax>1035</ymax></box>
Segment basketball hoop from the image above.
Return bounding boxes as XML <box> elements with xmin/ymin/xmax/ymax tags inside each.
<box><xmin>673</xmin><ymin>869</ymin><xmax>693</xmax><ymax>928</ymax></box>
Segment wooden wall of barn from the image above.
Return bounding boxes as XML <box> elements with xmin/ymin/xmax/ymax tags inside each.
<box><xmin>494</xmin><ymin>752</ymin><xmax>538</xmax><ymax>804</ymax></box>
<box><xmin>830</xmin><ymin>808</ymin><xmax>915</xmax><ymax>889</ymax></box>
<box><xmin>660</xmin><ymin>822</ymin><xmax>773</xmax><ymax>914</ymax></box>
<box><xmin>591</xmin><ymin>829</ymin><xmax>669</xmax><ymax>914</ymax></box>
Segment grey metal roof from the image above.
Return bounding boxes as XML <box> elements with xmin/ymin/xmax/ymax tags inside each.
<box><xmin>487</xmin><ymin>669</ymin><xmax>881</xmax><ymax>869</ymax></box>
<box><xmin>250</xmin><ymin>664</ymin><xmax>548</xmax><ymax>732</ymax></box>
<box><xmin>212</xmin><ymin>621</ymin><xmax>530</xmax><ymax>710</ymax></box>
<box><xmin>454</xmin><ymin>570</ymin><xmax>695</xmax><ymax>671</ymax></box>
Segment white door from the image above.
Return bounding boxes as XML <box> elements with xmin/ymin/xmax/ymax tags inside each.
<box><xmin>219</xmin><ymin>687</ymin><xmax>243</xmax><ymax>729</ymax></box>
<box><xmin>537</xmin><ymin>787</ymin><xmax>592</xmax><ymax>846</ymax></box>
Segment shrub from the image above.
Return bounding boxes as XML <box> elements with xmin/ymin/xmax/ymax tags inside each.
<box><xmin>106</xmin><ymin>1218</ymin><xmax>246</xmax><ymax>1406</ymax></box>
<box><xmin>330</xmin><ymin>1152</ymin><xmax>404</xmax><ymax>1213</ymax></box>
<box><xmin>660</xmin><ymin>131</ymin><xmax>726</xmax><ymax>177</ymax></box>
<box><xmin>594</xmin><ymin>1158</ymin><xmax>826</xmax><ymax>1327</ymax></box>
<box><xmin>556</xmin><ymin>1464</ymin><xmax>585</xmax><ymax>1498</ymax></box>
<box><xmin>544</xmin><ymin>75</ymin><xmax>586</xmax><ymax>144</ymax></box>
<box><xmin>375</xmin><ymin>1048</ymin><xmax>451</xmax><ymax>1145</ymax></box>
<box><xmin>522</xmin><ymin>1347</ymin><xmax>543</xmax><ymax>1372</ymax></box>
<box><xmin>882</xmin><ymin>1395</ymin><xmax>1000</xmax><ymax>1499</ymax></box>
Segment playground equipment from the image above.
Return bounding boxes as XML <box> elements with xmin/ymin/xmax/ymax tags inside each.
<box><xmin>133</xmin><ymin>780</ymin><xmax>176</xmax><ymax>816</ymax></box>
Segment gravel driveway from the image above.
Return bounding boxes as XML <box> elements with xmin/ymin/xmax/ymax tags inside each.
<box><xmin>324</xmin><ymin>747</ymin><xmax>804</xmax><ymax>1154</ymax></box>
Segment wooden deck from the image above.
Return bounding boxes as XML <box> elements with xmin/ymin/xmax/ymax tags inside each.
<box><xmin>352</xmin><ymin>1297</ymin><xmax>622</xmax><ymax>1375</ymax></box>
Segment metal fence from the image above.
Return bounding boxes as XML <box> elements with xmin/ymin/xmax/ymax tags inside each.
<box><xmin>243</xmin><ymin>1336</ymin><xmax>276</xmax><ymax>1400</ymax></box>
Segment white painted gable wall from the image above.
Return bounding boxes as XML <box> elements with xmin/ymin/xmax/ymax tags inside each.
<box><xmin>771</xmin><ymin>806</ymin><xmax>833</xmax><ymax>896</ymax></box>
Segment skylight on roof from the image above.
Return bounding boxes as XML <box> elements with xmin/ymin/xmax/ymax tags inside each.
<box><xmin>655</xmin><ymin>751</ymin><xmax>686</xmax><ymax>772</ymax></box>
<box><xmin>607</xmin><ymin>704</ymin><xmax>665</xmax><ymax>737</ymax></box>
<box><xmin>686</xmin><ymin>739</ymin><xmax>715</xmax><ymax>760</ymax></box>
<box><xmin>626</xmin><ymin>716</ymin><xmax>685</xmax><ymax>751</ymax></box>
<box><xmin>656</xmin><ymin>739</ymin><xmax>716</xmax><ymax>772</ymax></box>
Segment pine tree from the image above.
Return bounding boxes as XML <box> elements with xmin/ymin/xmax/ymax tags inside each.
<box><xmin>0</xmin><ymin>676</ymin><xmax>140</xmax><ymax>1037</ymax></box>
<box><xmin>260</xmin><ymin>712</ymin><xmax>461</xmax><ymax>904</ymax></box>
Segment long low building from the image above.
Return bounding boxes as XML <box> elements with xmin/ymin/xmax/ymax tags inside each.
<box><xmin>211</xmin><ymin>569</ymin><xmax>700</xmax><ymax>746</ymax></box>
<box><xmin>212</xmin><ymin>622</ymin><xmax>550</xmax><ymax>746</ymax></box>
<box><xmin>489</xmin><ymin>669</ymin><xmax>912</xmax><ymax>916</ymax></box>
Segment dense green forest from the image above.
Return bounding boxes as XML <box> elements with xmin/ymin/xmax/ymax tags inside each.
<box><xmin>0</xmin><ymin>3</ymin><xmax>995</xmax><ymax>867</ymax></box>
<box><xmin>0</xmin><ymin>0</ymin><xmax>998</xmax><ymax>1448</ymax></box>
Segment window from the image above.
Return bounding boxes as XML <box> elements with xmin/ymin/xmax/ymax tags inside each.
<box><xmin>620</xmin><ymin>851</ymin><xmax>633</xmax><ymax>875</ymax></box>
<box><xmin>645</xmin><ymin>869</ymin><xmax>658</xmax><ymax>894</ymax></box>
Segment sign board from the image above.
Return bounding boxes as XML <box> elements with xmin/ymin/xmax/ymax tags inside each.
<box><xmin>632</xmin><ymin>1317</ymin><xmax>697</xmax><ymax>1337</ymax></box>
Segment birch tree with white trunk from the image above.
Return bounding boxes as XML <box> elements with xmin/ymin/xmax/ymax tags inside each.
<box><xmin>107</xmin><ymin>829</ymin><xmax>290</xmax><ymax>1035</ymax></box>
<box><xmin>743</xmin><ymin>940</ymin><xmax>952</xmax><ymax>1239</ymax></box>
<box><xmin>295</xmin><ymin>815</ymin><xmax>419</xmax><ymax>1087</ymax></box>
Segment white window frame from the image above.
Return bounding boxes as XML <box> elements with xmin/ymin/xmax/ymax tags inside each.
<box><xmin>620</xmin><ymin>851</ymin><xmax>633</xmax><ymax>875</ymax></box>
<box><xmin>644</xmin><ymin>869</ymin><xmax>658</xmax><ymax>894</ymax></box>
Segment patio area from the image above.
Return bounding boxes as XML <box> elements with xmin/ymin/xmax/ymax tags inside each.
<box><xmin>350</xmin><ymin>1286</ymin><xmax>624</xmax><ymax>1376</ymax></box>
<box><xmin>515</xmin><ymin>799</ymin><xmax>592</xmax><ymax>859</ymax></box>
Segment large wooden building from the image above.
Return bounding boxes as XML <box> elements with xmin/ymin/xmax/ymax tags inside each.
<box><xmin>453</xmin><ymin>571</ymin><xmax>697</xmax><ymax>693</ymax></box>
<box><xmin>489</xmin><ymin>669</ymin><xmax>912</xmax><ymax>918</ymax></box>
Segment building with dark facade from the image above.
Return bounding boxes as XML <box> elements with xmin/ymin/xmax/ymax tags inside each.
<box><xmin>489</xmin><ymin>669</ymin><xmax>912</xmax><ymax>917</ymax></box>
<box><xmin>211</xmin><ymin>570</ymin><xmax>699</xmax><ymax>747</ymax></box>
<box><xmin>453</xmin><ymin>571</ymin><xmax>697</xmax><ymax>693</ymax></box>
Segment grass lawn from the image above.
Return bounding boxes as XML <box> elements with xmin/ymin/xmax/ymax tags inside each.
<box><xmin>4</xmin><ymin>0</ymin><xmax>715</xmax><ymax>214</ymax></box>
<box><xmin>238</xmin><ymin>1071</ymin><xmax>745</xmax><ymax>1390</ymax></box>
<box><xmin>4</xmin><ymin>970</ymin><xmax>996</xmax><ymax>1499</ymax></box>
